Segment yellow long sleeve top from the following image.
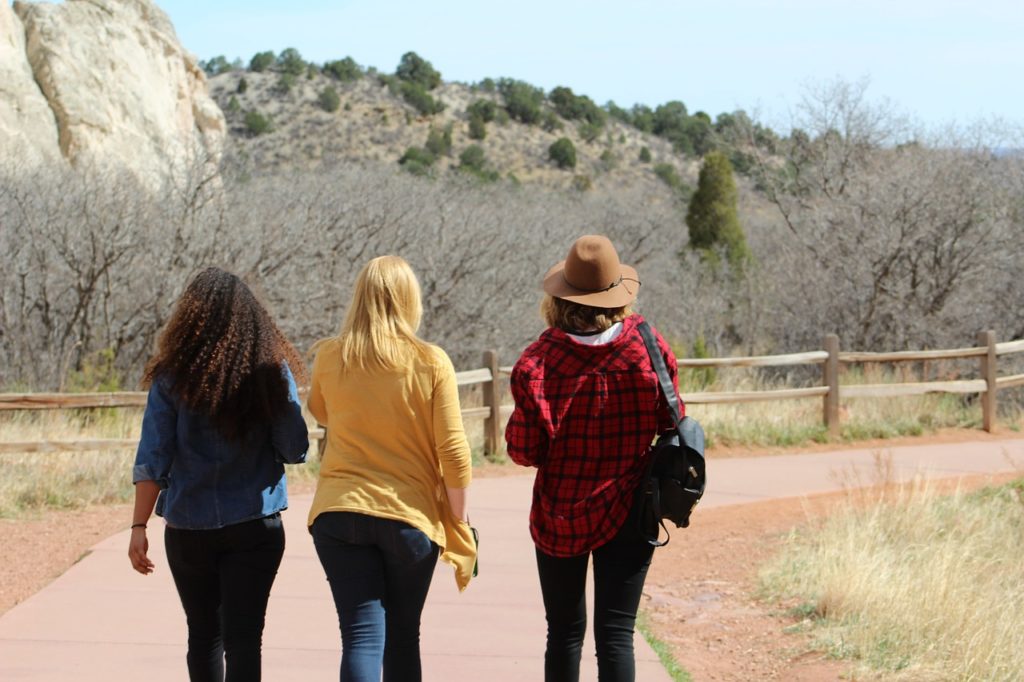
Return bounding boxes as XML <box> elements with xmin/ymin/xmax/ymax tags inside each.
<box><xmin>306</xmin><ymin>340</ymin><xmax>476</xmax><ymax>589</ymax></box>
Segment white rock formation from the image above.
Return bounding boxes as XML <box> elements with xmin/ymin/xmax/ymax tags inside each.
<box><xmin>0</xmin><ymin>0</ymin><xmax>60</xmax><ymax>166</ymax></box>
<box><xmin>2</xmin><ymin>0</ymin><xmax>224</xmax><ymax>184</ymax></box>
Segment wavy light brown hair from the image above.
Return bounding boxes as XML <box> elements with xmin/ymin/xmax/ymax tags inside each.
<box><xmin>541</xmin><ymin>295</ymin><xmax>632</xmax><ymax>333</ymax></box>
<box><xmin>143</xmin><ymin>267</ymin><xmax>306</xmax><ymax>440</ymax></box>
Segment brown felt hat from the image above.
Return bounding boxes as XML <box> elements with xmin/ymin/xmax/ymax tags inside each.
<box><xmin>543</xmin><ymin>235</ymin><xmax>640</xmax><ymax>308</ymax></box>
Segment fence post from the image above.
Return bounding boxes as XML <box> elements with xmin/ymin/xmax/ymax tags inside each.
<box><xmin>823</xmin><ymin>334</ymin><xmax>840</xmax><ymax>438</ymax></box>
<box><xmin>482</xmin><ymin>349</ymin><xmax>501</xmax><ymax>460</ymax></box>
<box><xmin>978</xmin><ymin>330</ymin><xmax>997</xmax><ymax>432</ymax></box>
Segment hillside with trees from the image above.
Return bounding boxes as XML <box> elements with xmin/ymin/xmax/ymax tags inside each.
<box><xmin>202</xmin><ymin>49</ymin><xmax>778</xmax><ymax>200</ymax></box>
<box><xmin>1</xmin><ymin>42</ymin><xmax>1022</xmax><ymax>392</ymax></box>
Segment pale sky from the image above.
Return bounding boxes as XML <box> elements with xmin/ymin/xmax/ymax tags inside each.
<box><xmin>131</xmin><ymin>1</ymin><xmax>1024</xmax><ymax>130</ymax></box>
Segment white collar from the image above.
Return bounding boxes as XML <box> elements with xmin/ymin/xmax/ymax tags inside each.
<box><xmin>567</xmin><ymin>322</ymin><xmax>624</xmax><ymax>346</ymax></box>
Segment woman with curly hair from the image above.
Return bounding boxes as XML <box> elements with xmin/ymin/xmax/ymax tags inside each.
<box><xmin>128</xmin><ymin>266</ymin><xmax>309</xmax><ymax>682</ymax></box>
<box><xmin>307</xmin><ymin>255</ymin><xmax>475</xmax><ymax>682</ymax></box>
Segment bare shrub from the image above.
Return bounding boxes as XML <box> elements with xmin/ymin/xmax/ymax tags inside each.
<box><xmin>744</xmin><ymin>79</ymin><xmax>1024</xmax><ymax>352</ymax></box>
<box><xmin>0</xmin><ymin>156</ymin><xmax>702</xmax><ymax>389</ymax></box>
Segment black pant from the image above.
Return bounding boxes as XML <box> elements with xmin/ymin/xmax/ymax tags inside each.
<box><xmin>164</xmin><ymin>514</ymin><xmax>285</xmax><ymax>682</ymax></box>
<box><xmin>535</xmin><ymin>521</ymin><xmax>655</xmax><ymax>682</ymax></box>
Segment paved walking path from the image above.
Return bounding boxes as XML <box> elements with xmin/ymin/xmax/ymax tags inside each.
<box><xmin>1</xmin><ymin>438</ymin><xmax>1022</xmax><ymax>681</ymax></box>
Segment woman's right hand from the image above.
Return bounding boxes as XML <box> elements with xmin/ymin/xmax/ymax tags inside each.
<box><xmin>128</xmin><ymin>528</ymin><xmax>154</xmax><ymax>575</ymax></box>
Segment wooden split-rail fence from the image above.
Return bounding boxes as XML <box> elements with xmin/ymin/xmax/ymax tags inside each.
<box><xmin>1</xmin><ymin>331</ymin><xmax>1022</xmax><ymax>458</ymax></box>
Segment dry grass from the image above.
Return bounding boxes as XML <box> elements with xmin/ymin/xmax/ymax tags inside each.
<box><xmin>0</xmin><ymin>410</ymin><xmax>139</xmax><ymax>517</ymax></box>
<box><xmin>759</xmin><ymin>475</ymin><xmax>1024</xmax><ymax>680</ymax></box>
<box><xmin>0</xmin><ymin>450</ymin><xmax>136</xmax><ymax>518</ymax></box>
<box><xmin>0</xmin><ymin>407</ymin><xmax>323</xmax><ymax>518</ymax></box>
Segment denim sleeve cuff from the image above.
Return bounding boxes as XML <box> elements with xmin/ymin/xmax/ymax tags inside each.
<box><xmin>133</xmin><ymin>463</ymin><xmax>168</xmax><ymax>489</ymax></box>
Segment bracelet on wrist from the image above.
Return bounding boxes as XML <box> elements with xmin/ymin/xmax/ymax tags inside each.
<box><xmin>131</xmin><ymin>523</ymin><xmax>147</xmax><ymax>529</ymax></box>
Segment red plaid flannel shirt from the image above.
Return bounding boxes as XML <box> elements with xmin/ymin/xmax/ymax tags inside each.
<box><xmin>505</xmin><ymin>314</ymin><xmax>680</xmax><ymax>557</ymax></box>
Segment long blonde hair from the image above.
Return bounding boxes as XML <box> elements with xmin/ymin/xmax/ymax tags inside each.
<box><xmin>314</xmin><ymin>256</ymin><xmax>432</xmax><ymax>371</ymax></box>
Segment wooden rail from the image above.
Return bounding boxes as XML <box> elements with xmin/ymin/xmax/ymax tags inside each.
<box><xmin>839</xmin><ymin>347</ymin><xmax>987</xmax><ymax>362</ymax></box>
<box><xmin>2</xmin><ymin>330</ymin><xmax>1022</xmax><ymax>456</ymax></box>
<box><xmin>996</xmin><ymin>339</ymin><xmax>1024</xmax><ymax>356</ymax></box>
<box><xmin>997</xmin><ymin>373</ymin><xmax>1024</xmax><ymax>390</ymax></box>
<box><xmin>681</xmin><ymin>386</ymin><xmax>830</xmax><ymax>404</ymax></box>
<box><xmin>0</xmin><ymin>438</ymin><xmax>140</xmax><ymax>454</ymax></box>
<box><xmin>0</xmin><ymin>392</ymin><xmax>148</xmax><ymax>410</ymax></box>
<box><xmin>840</xmin><ymin>380</ymin><xmax>988</xmax><ymax>398</ymax></box>
<box><xmin>679</xmin><ymin>351</ymin><xmax>829</xmax><ymax>367</ymax></box>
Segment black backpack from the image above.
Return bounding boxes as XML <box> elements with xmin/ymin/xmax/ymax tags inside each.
<box><xmin>634</xmin><ymin>321</ymin><xmax>707</xmax><ymax>547</ymax></box>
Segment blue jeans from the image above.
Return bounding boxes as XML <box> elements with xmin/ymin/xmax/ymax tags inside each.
<box><xmin>311</xmin><ymin>512</ymin><xmax>439</xmax><ymax>682</ymax></box>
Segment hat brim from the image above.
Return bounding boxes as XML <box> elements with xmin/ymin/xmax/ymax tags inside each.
<box><xmin>542</xmin><ymin>260</ymin><xmax>640</xmax><ymax>308</ymax></box>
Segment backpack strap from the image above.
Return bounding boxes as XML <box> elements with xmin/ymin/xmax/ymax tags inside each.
<box><xmin>637</xmin><ymin>321</ymin><xmax>681</xmax><ymax>426</ymax></box>
<box><xmin>649</xmin><ymin>481</ymin><xmax>670</xmax><ymax>547</ymax></box>
<box><xmin>637</xmin><ymin>320</ymin><xmax>682</xmax><ymax>547</ymax></box>
<box><xmin>635</xmin><ymin>454</ymin><xmax>671</xmax><ymax>547</ymax></box>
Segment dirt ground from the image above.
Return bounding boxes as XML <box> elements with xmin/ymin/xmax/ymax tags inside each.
<box><xmin>2</xmin><ymin>430</ymin><xmax>1021</xmax><ymax>681</ymax></box>
<box><xmin>642</xmin><ymin>494</ymin><xmax>847</xmax><ymax>681</ymax></box>
<box><xmin>0</xmin><ymin>503</ymin><xmax>132</xmax><ymax>617</ymax></box>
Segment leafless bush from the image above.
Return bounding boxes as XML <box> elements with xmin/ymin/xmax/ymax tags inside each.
<box><xmin>0</xmin><ymin>157</ymin><xmax>226</xmax><ymax>389</ymax></box>
<box><xmin>0</xmin><ymin>156</ymin><xmax>702</xmax><ymax>389</ymax></box>
<box><xmin>744</xmin><ymin>79</ymin><xmax>1024</xmax><ymax>352</ymax></box>
<box><xmin>225</xmin><ymin>163</ymin><xmax>701</xmax><ymax>365</ymax></box>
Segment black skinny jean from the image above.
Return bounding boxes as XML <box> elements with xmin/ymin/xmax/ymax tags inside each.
<box><xmin>164</xmin><ymin>513</ymin><xmax>285</xmax><ymax>682</ymax></box>
<box><xmin>535</xmin><ymin>520</ymin><xmax>655</xmax><ymax>682</ymax></box>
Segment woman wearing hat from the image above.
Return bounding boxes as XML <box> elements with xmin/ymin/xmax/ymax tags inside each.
<box><xmin>505</xmin><ymin>235</ymin><xmax>680</xmax><ymax>682</ymax></box>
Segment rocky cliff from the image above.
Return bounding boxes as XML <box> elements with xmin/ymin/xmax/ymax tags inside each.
<box><xmin>0</xmin><ymin>0</ymin><xmax>224</xmax><ymax>183</ymax></box>
<box><xmin>0</xmin><ymin>0</ymin><xmax>59</xmax><ymax>165</ymax></box>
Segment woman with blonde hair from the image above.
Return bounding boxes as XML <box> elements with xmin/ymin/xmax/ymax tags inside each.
<box><xmin>307</xmin><ymin>255</ymin><xmax>475</xmax><ymax>682</ymax></box>
<box><xmin>506</xmin><ymin>235</ymin><xmax>680</xmax><ymax>682</ymax></box>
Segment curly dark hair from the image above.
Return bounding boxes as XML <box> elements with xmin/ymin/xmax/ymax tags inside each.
<box><xmin>142</xmin><ymin>267</ymin><xmax>307</xmax><ymax>441</ymax></box>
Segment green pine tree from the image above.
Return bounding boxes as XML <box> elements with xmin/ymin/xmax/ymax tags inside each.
<box><xmin>685</xmin><ymin>151</ymin><xmax>750</xmax><ymax>268</ymax></box>
<box><xmin>395</xmin><ymin>52</ymin><xmax>441</xmax><ymax>90</ymax></box>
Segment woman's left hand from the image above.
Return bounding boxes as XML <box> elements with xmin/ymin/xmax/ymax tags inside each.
<box><xmin>128</xmin><ymin>528</ymin><xmax>154</xmax><ymax>575</ymax></box>
<box><xmin>445</xmin><ymin>485</ymin><xmax>469</xmax><ymax>524</ymax></box>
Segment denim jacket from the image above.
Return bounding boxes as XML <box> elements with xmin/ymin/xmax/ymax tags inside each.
<box><xmin>133</xmin><ymin>365</ymin><xmax>309</xmax><ymax>530</ymax></box>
